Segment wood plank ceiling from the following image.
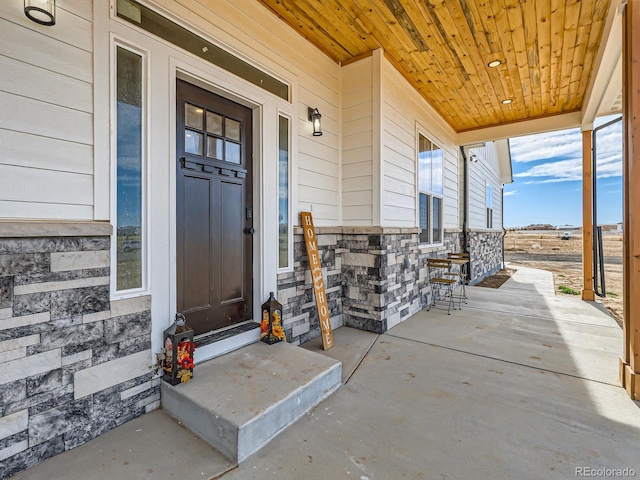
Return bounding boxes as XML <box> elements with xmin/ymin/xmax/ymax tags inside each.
<box><xmin>256</xmin><ymin>0</ymin><xmax>611</xmax><ymax>132</ymax></box>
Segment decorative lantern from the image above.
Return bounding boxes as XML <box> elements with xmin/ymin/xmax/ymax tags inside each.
<box><xmin>260</xmin><ymin>292</ymin><xmax>286</xmax><ymax>344</ymax></box>
<box><xmin>162</xmin><ymin>313</ymin><xmax>195</xmax><ymax>385</ymax></box>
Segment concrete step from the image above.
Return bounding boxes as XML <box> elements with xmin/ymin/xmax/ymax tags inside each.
<box><xmin>161</xmin><ymin>340</ymin><xmax>342</xmax><ymax>463</ymax></box>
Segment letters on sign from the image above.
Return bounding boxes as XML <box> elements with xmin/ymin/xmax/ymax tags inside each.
<box><xmin>300</xmin><ymin>212</ymin><xmax>334</xmax><ymax>350</ymax></box>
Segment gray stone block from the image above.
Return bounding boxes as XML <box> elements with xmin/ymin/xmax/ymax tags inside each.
<box><xmin>13</xmin><ymin>292</ymin><xmax>50</xmax><ymax>316</ymax></box>
<box><xmin>0</xmin><ymin>253</ymin><xmax>50</xmax><ymax>277</ymax></box>
<box><xmin>26</xmin><ymin>369</ymin><xmax>63</xmax><ymax>396</ymax></box>
<box><xmin>103</xmin><ymin>311</ymin><xmax>151</xmax><ymax>344</ymax></box>
<box><xmin>0</xmin><ymin>277</ymin><xmax>12</xmax><ymax>309</ymax></box>
<box><xmin>82</xmin><ymin>237</ymin><xmax>110</xmax><ymax>251</ymax></box>
<box><xmin>0</xmin><ymin>238</ymin><xmax>81</xmax><ymax>255</ymax></box>
<box><xmin>40</xmin><ymin>322</ymin><xmax>103</xmax><ymax>350</ymax></box>
<box><xmin>50</xmin><ymin>285</ymin><xmax>109</xmax><ymax>318</ymax></box>
<box><xmin>0</xmin><ymin>380</ymin><xmax>26</xmax><ymax>414</ymax></box>
<box><xmin>91</xmin><ymin>344</ymin><xmax>119</xmax><ymax>366</ymax></box>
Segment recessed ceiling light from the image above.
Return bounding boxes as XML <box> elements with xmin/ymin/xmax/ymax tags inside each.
<box><xmin>501</xmin><ymin>99</ymin><xmax>512</xmax><ymax>104</ymax></box>
<box><xmin>488</xmin><ymin>60</ymin><xmax>502</xmax><ymax>68</ymax></box>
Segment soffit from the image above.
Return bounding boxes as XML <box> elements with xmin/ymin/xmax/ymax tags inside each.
<box><xmin>255</xmin><ymin>0</ymin><xmax>613</xmax><ymax>133</ymax></box>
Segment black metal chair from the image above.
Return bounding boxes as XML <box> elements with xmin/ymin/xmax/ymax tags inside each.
<box><xmin>445</xmin><ymin>252</ymin><xmax>469</xmax><ymax>304</ymax></box>
<box><xmin>427</xmin><ymin>258</ymin><xmax>457</xmax><ymax>314</ymax></box>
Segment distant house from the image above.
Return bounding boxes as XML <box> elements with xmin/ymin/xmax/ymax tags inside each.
<box><xmin>525</xmin><ymin>224</ymin><xmax>555</xmax><ymax>231</ymax></box>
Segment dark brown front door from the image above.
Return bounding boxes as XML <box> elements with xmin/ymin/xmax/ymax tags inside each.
<box><xmin>176</xmin><ymin>79</ymin><xmax>253</xmax><ymax>335</ymax></box>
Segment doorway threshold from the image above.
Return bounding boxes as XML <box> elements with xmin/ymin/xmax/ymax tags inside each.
<box><xmin>194</xmin><ymin>321</ymin><xmax>260</xmax><ymax>364</ymax></box>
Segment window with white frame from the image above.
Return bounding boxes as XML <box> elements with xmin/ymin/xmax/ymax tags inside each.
<box><xmin>115</xmin><ymin>45</ymin><xmax>145</xmax><ymax>292</ymax></box>
<box><xmin>486</xmin><ymin>184</ymin><xmax>493</xmax><ymax>229</ymax></box>
<box><xmin>418</xmin><ymin>134</ymin><xmax>443</xmax><ymax>244</ymax></box>
<box><xmin>278</xmin><ymin>114</ymin><xmax>291</xmax><ymax>269</ymax></box>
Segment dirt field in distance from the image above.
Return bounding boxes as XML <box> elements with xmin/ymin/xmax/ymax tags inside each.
<box><xmin>504</xmin><ymin>231</ymin><xmax>623</xmax><ymax>326</ymax></box>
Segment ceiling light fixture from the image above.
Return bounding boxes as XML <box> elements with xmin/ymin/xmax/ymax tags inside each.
<box><xmin>501</xmin><ymin>99</ymin><xmax>513</xmax><ymax>104</ymax></box>
<box><xmin>487</xmin><ymin>60</ymin><xmax>502</xmax><ymax>68</ymax></box>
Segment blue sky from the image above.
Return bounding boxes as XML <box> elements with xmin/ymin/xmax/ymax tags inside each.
<box><xmin>504</xmin><ymin>115</ymin><xmax>623</xmax><ymax>228</ymax></box>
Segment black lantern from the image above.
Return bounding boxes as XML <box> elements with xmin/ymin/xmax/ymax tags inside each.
<box><xmin>162</xmin><ymin>313</ymin><xmax>195</xmax><ymax>385</ymax></box>
<box><xmin>260</xmin><ymin>292</ymin><xmax>286</xmax><ymax>344</ymax></box>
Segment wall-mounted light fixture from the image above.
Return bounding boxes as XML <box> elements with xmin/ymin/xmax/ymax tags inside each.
<box><xmin>24</xmin><ymin>0</ymin><xmax>56</xmax><ymax>26</ymax></box>
<box><xmin>308</xmin><ymin>107</ymin><xmax>322</xmax><ymax>136</ymax></box>
<box><xmin>469</xmin><ymin>154</ymin><xmax>478</xmax><ymax>162</ymax></box>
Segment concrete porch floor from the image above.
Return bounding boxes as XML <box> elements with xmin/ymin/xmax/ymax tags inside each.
<box><xmin>12</xmin><ymin>265</ymin><xmax>640</xmax><ymax>479</ymax></box>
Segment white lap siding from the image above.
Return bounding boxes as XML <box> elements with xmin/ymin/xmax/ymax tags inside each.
<box><xmin>381</xmin><ymin>57</ymin><xmax>459</xmax><ymax>229</ymax></box>
<box><xmin>467</xmin><ymin>142</ymin><xmax>503</xmax><ymax>230</ymax></box>
<box><xmin>0</xmin><ymin>1</ymin><xmax>94</xmax><ymax>220</ymax></box>
<box><xmin>342</xmin><ymin>56</ymin><xmax>375</xmax><ymax>226</ymax></box>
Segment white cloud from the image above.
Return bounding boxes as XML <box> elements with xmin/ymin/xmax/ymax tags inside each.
<box><xmin>503</xmin><ymin>190</ymin><xmax>517</xmax><ymax>196</ymax></box>
<box><xmin>510</xmin><ymin>119</ymin><xmax>622</xmax><ymax>183</ymax></box>
<box><xmin>509</xmin><ymin>129</ymin><xmax>581</xmax><ymax>163</ymax></box>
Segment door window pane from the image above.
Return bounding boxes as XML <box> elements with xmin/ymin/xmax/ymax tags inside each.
<box><xmin>225</xmin><ymin>118</ymin><xmax>241</xmax><ymax>141</ymax></box>
<box><xmin>185</xmin><ymin>103</ymin><xmax>203</xmax><ymax>129</ymax></box>
<box><xmin>185</xmin><ymin>130</ymin><xmax>203</xmax><ymax>155</ymax></box>
<box><xmin>225</xmin><ymin>141</ymin><xmax>240</xmax><ymax>164</ymax></box>
<box><xmin>207</xmin><ymin>136</ymin><xmax>223</xmax><ymax>159</ymax></box>
<box><xmin>116</xmin><ymin>46</ymin><xmax>143</xmax><ymax>291</ymax></box>
<box><xmin>206</xmin><ymin>111</ymin><xmax>223</xmax><ymax>135</ymax></box>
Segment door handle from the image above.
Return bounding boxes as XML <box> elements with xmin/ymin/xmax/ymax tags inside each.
<box><xmin>245</xmin><ymin>227</ymin><xmax>255</xmax><ymax>235</ymax></box>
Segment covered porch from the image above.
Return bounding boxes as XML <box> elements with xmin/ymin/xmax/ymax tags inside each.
<box><xmin>13</xmin><ymin>265</ymin><xmax>639</xmax><ymax>479</ymax></box>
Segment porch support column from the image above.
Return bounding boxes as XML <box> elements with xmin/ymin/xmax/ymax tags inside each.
<box><xmin>620</xmin><ymin>0</ymin><xmax>640</xmax><ymax>399</ymax></box>
<box><xmin>581</xmin><ymin>130</ymin><xmax>595</xmax><ymax>301</ymax></box>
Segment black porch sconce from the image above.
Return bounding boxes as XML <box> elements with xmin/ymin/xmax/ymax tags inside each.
<box><xmin>469</xmin><ymin>154</ymin><xmax>478</xmax><ymax>163</ymax></box>
<box><xmin>308</xmin><ymin>107</ymin><xmax>323</xmax><ymax>136</ymax></box>
<box><xmin>24</xmin><ymin>0</ymin><xmax>56</xmax><ymax>26</ymax></box>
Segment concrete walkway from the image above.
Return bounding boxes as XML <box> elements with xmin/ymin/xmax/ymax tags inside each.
<box><xmin>12</xmin><ymin>265</ymin><xmax>640</xmax><ymax>479</ymax></box>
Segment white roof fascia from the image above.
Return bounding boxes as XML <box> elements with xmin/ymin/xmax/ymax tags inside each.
<box><xmin>495</xmin><ymin>139</ymin><xmax>513</xmax><ymax>184</ymax></box>
<box><xmin>581</xmin><ymin>0</ymin><xmax>623</xmax><ymax>130</ymax></box>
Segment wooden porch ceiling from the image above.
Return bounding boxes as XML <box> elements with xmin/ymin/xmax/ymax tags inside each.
<box><xmin>256</xmin><ymin>0</ymin><xmax>612</xmax><ymax>133</ymax></box>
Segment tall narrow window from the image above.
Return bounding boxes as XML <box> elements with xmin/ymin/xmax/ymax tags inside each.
<box><xmin>278</xmin><ymin>115</ymin><xmax>290</xmax><ymax>269</ymax></box>
<box><xmin>418</xmin><ymin>134</ymin><xmax>444</xmax><ymax>244</ymax></box>
<box><xmin>486</xmin><ymin>184</ymin><xmax>493</xmax><ymax>229</ymax></box>
<box><xmin>116</xmin><ymin>46</ymin><xmax>143</xmax><ymax>291</ymax></box>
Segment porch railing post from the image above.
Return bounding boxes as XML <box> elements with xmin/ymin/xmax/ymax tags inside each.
<box><xmin>621</xmin><ymin>0</ymin><xmax>640</xmax><ymax>400</ymax></box>
<box><xmin>581</xmin><ymin>129</ymin><xmax>595</xmax><ymax>302</ymax></box>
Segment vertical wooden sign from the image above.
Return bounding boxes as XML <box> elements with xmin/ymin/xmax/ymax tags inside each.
<box><xmin>300</xmin><ymin>212</ymin><xmax>334</xmax><ymax>350</ymax></box>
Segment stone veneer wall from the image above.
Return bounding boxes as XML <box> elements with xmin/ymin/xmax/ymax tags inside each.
<box><xmin>0</xmin><ymin>224</ymin><xmax>157</xmax><ymax>479</ymax></box>
<box><xmin>467</xmin><ymin>230</ymin><xmax>504</xmax><ymax>284</ymax></box>
<box><xmin>276</xmin><ymin>229</ymin><xmax>344</xmax><ymax>345</ymax></box>
<box><xmin>277</xmin><ymin>228</ymin><xmax>462</xmax><ymax>344</ymax></box>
